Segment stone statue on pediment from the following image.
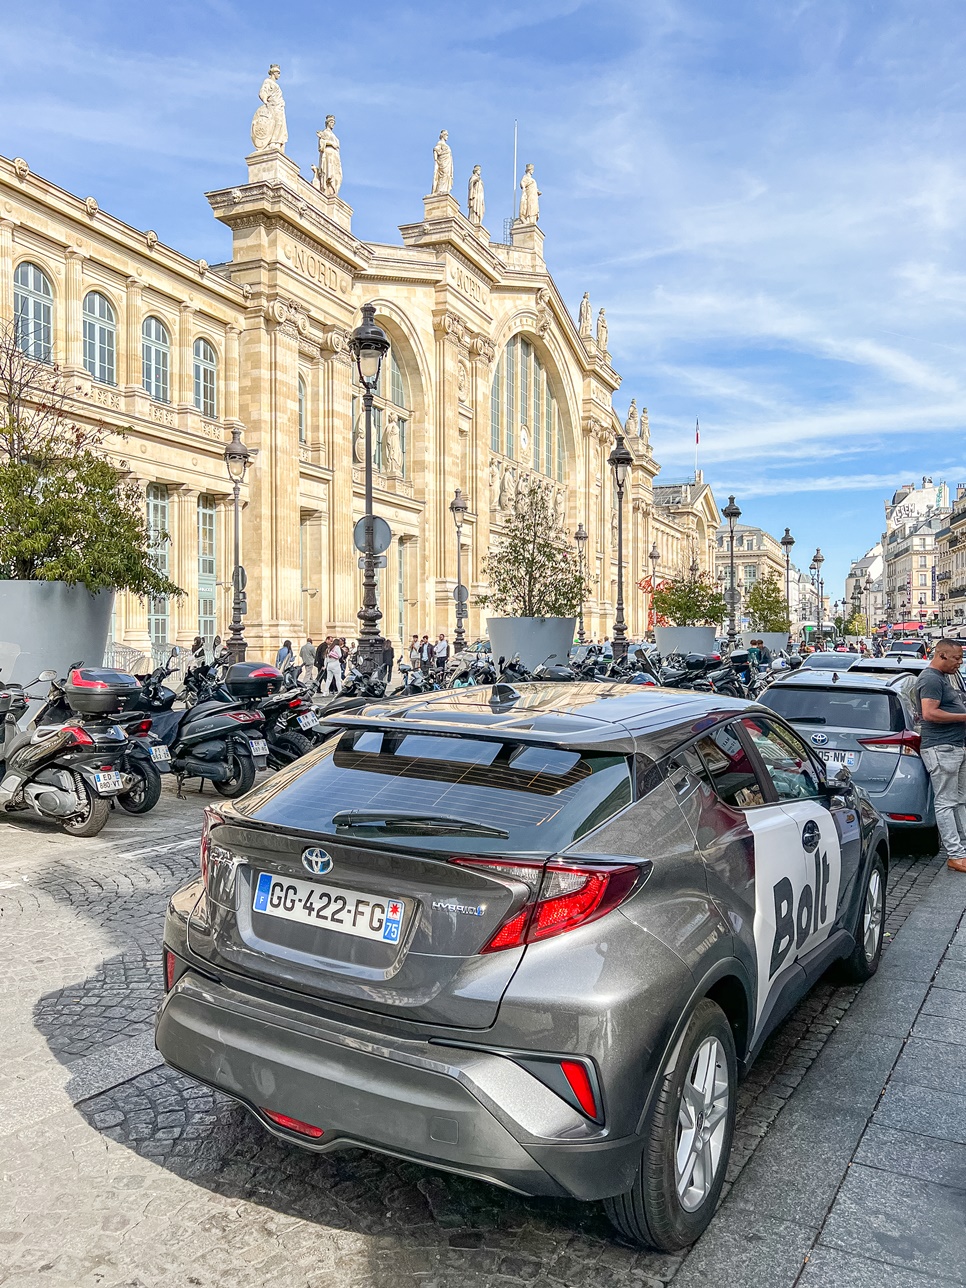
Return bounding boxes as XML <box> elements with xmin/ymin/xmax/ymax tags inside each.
<box><xmin>468</xmin><ymin>165</ymin><xmax>485</xmax><ymax>226</ymax></box>
<box><xmin>489</xmin><ymin>458</ymin><xmax>501</xmax><ymax>508</ymax></box>
<box><xmin>383</xmin><ymin>410</ymin><xmax>401</xmax><ymax>474</ymax></box>
<box><xmin>611</xmin><ymin>508</ymin><xmax>618</xmax><ymax>546</ymax></box>
<box><xmin>251</xmin><ymin>65</ymin><xmax>287</xmax><ymax>152</ymax></box>
<box><xmin>625</xmin><ymin>399</ymin><xmax>638</xmax><ymax>438</ymax></box>
<box><xmin>578</xmin><ymin>292</ymin><xmax>592</xmax><ymax>337</ymax></box>
<box><xmin>519</xmin><ymin>163</ymin><xmax>540</xmax><ymax>224</ymax></box>
<box><xmin>313</xmin><ymin>116</ymin><xmax>342</xmax><ymax>197</ymax></box>
<box><xmin>554</xmin><ymin>487</ymin><xmax>566</xmax><ymax>526</ymax></box>
<box><xmin>596</xmin><ymin>308</ymin><xmax>608</xmax><ymax>353</ymax></box>
<box><xmin>639</xmin><ymin>405</ymin><xmax>650</xmax><ymax>442</ymax></box>
<box><xmin>432</xmin><ymin>131</ymin><xmax>453</xmax><ymax>195</ymax></box>
<box><xmin>499</xmin><ymin>465</ymin><xmax>513</xmax><ymax>511</ymax></box>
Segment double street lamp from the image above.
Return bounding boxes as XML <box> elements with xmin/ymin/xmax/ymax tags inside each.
<box><xmin>780</xmin><ymin>527</ymin><xmax>795</xmax><ymax>630</ymax></box>
<box><xmin>648</xmin><ymin>542</ymin><xmax>660</xmax><ymax>639</ymax></box>
<box><xmin>811</xmin><ymin>548</ymin><xmax>825</xmax><ymax>640</ymax></box>
<box><xmin>607</xmin><ymin>432</ymin><xmax>633</xmax><ymax>661</ymax></box>
<box><xmin>348</xmin><ymin>304</ymin><xmax>391</xmax><ymax>675</ymax></box>
<box><xmin>864</xmin><ymin>575</ymin><xmax>873</xmax><ymax>635</ymax></box>
<box><xmin>723</xmin><ymin>495</ymin><xmax>742</xmax><ymax>646</ymax></box>
<box><xmin>574</xmin><ymin>522</ymin><xmax>588</xmax><ymax>644</ymax></box>
<box><xmin>224</xmin><ymin>425</ymin><xmax>256</xmax><ymax>663</ymax></box>
<box><xmin>449</xmin><ymin>488</ymin><xmax>468</xmax><ymax>651</ymax></box>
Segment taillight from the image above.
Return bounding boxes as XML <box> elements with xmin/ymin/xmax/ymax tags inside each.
<box><xmin>199</xmin><ymin>805</ymin><xmax>225</xmax><ymax>888</ymax></box>
<box><xmin>261</xmin><ymin>1109</ymin><xmax>324</xmax><ymax>1138</ymax></box>
<box><xmin>451</xmin><ymin>857</ymin><xmax>642</xmax><ymax>953</ymax></box>
<box><xmin>63</xmin><ymin>724</ymin><xmax>94</xmax><ymax>746</ymax></box>
<box><xmin>288</xmin><ymin>699</ymin><xmax>303</xmax><ymax>709</ymax></box>
<box><xmin>857</xmin><ymin>731</ymin><xmax>921</xmax><ymax>756</ymax></box>
<box><xmin>134</xmin><ymin>717</ymin><xmax>152</xmax><ymax>735</ymax></box>
<box><xmin>163</xmin><ymin>946</ymin><xmax>176</xmax><ymax>991</ymax></box>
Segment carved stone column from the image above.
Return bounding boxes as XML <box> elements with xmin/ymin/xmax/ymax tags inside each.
<box><xmin>124</xmin><ymin>277</ymin><xmax>142</xmax><ymax>391</ymax></box>
<box><xmin>430</xmin><ymin>310</ymin><xmax>470</xmax><ymax>633</ymax></box>
<box><xmin>224</xmin><ymin>325</ymin><xmax>241</xmax><ymax>423</ymax></box>
<box><xmin>178</xmin><ymin>302</ymin><xmax>194</xmax><ymax>409</ymax></box>
<box><xmin>0</xmin><ymin>221</ymin><xmax>14</xmax><ymax>325</ymax></box>
<box><xmin>64</xmin><ymin>249</ymin><xmax>84</xmax><ymax>370</ymax></box>
<box><xmin>320</xmin><ymin>328</ymin><xmax>355</xmax><ymax>634</ymax></box>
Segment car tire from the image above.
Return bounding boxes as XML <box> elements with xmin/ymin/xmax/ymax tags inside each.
<box><xmin>212</xmin><ymin>752</ymin><xmax>256</xmax><ymax>799</ymax></box>
<box><xmin>61</xmin><ymin>782</ymin><xmax>111</xmax><ymax>838</ymax></box>
<box><xmin>604</xmin><ymin>998</ymin><xmax>737</xmax><ymax>1252</ymax></box>
<box><xmin>837</xmin><ymin>851</ymin><xmax>886</xmax><ymax>983</ymax></box>
<box><xmin>117</xmin><ymin>762</ymin><xmax>163</xmax><ymax>814</ymax></box>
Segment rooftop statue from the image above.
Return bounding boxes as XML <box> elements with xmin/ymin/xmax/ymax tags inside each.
<box><xmin>467</xmin><ymin>165</ymin><xmax>485</xmax><ymax>226</ymax></box>
<box><xmin>518</xmin><ymin>163</ymin><xmax>541</xmax><ymax>224</ymax></box>
<box><xmin>432</xmin><ymin>130</ymin><xmax>453</xmax><ymax>196</ymax></box>
<box><xmin>251</xmin><ymin>65</ymin><xmax>287</xmax><ymax>152</ymax></box>
<box><xmin>313</xmin><ymin>116</ymin><xmax>342</xmax><ymax>197</ymax></box>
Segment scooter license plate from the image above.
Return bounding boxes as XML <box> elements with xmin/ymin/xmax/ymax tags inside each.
<box><xmin>249</xmin><ymin>738</ymin><xmax>269</xmax><ymax>756</ymax></box>
<box><xmin>94</xmin><ymin>770</ymin><xmax>124</xmax><ymax>793</ymax></box>
<box><xmin>150</xmin><ymin>745</ymin><xmax>171</xmax><ymax>762</ymax></box>
<box><xmin>296</xmin><ymin>711</ymin><xmax>320</xmax><ymax>730</ymax></box>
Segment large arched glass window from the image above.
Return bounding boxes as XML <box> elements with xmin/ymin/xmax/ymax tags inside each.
<box><xmin>193</xmin><ymin>338</ymin><xmax>217</xmax><ymax>418</ymax></box>
<box><xmin>352</xmin><ymin>346</ymin><xmax>410</xmax><ymax>475</ymax></box>
<box><xmin>82</xmin><ymin>291</ymin><xmax>116</xmax><ymax>385</ymax></box>
<box><xmin>489</xmin><ymin>336</ymin><xmax>562</xmax><ymax>478</ymax></box>
<box><xmin>14</xmin><ymin>262</ymin><xmax>53</xmax><ymax>362</ymax></box>
<box><xmin>142</xmin><ymin>316</ymin><xmax>170</xmax><ymax>402</ymax></box>
<box><xmin>297</xmin><ymin>375</ymin><xmax>306</xmax><ymax>443</ymax></box>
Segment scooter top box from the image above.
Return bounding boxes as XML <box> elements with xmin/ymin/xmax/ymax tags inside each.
<box><xmin>65</xmin><ymin>667</ymin><xmax>141</xmax><ymax>715</ymax></box>
<box><xmin>223</xmin><ymin>662</ymin><xmax>283</xmax><ymax>699</ymax></box>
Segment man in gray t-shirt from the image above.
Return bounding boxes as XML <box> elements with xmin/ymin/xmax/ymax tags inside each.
<box><xmin>916</xmin><ymin>640</ymin><xmax>966</xmax><ymax>871</ymax></box>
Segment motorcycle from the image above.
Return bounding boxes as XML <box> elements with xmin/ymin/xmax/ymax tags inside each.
<box><xmin>0</xmin><ymin>667</ymin><xmax>137</xmax><ymax>836</ymax></box>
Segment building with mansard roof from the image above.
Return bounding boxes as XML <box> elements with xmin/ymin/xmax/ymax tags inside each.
<box><xmin>0</xmin><ymin>75</ymin><xmax>718</xmax><ymax>658</ymax></box>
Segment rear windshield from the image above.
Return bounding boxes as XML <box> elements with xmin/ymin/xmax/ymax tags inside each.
<box><xmin>801</xmin><ymin>654</ymin><xmax>858</xmax><ymax>670</ymax></box>
<box><xmin>237</xmin><ymin>730</ymin><xmax>633</xmax><ymax>854</ymax></box>
<box><xmin>761</xmin><ymin>686</ymin><xmax>901</xmax><ymax>732</ymax></box>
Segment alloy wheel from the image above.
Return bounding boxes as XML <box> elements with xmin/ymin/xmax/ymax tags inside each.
<box><xmin>675</xmin><ymin>1036</ymin><xmax>730</xmax><ymax>1212</ymax></box>
<box><xmin>864</xmin><ymin>868</ymin><xmax>883</xmax><ymax>962</ymax></box>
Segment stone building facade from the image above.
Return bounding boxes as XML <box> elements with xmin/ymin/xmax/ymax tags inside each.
<box><xmin>0</xmin><ymin>82</ymin><xmax>717</xmax><ymax>657</ymax></box>
<box><xmin>881</xmin><ymin>479</ymin><xmax>950</xmax><ymax>629</ymax></box>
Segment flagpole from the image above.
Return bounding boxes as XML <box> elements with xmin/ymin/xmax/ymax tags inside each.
<box><xmin>694</xmin><ymin>418</ymin><xmax>700</xmax><ymax>479</ymax></box>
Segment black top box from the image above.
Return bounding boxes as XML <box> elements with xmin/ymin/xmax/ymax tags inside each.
<box><xmin>224</xmin><ymin>662</ymin><xmax>283</xmax><ymax>699</ymax></box>
<box><xmin>65</xmin><ymin>667</ymin><xmax>141</xmax><ymax>715</ymax></box>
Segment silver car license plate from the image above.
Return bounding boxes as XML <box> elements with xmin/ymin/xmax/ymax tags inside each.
<box><xmin>820</xmin><ymin>749</ymin><xmax>857</xmax><ymax>767</ymax></box>
<box><xmin>252</xmin><ymin>872</ymin><xmax>405</xmax><ymax>943</ymax></box>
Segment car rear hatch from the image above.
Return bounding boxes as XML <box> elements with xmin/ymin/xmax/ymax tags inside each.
<box><xmin>760</xmin><ymin>683</ymin><xmax>910</xmax><ymax>787</ymax></box>
<box><xmin>187</xmin><ymin>726</ymin><xmax>634</xmax><ymax>1028</ymax></box>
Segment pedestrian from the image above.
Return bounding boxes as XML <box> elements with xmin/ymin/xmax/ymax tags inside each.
<box><xmin>188</xmin><ymin>635</ymin><xmax>206</xmax><ymax>671</ymax></box>
<box><xmin>275</xmin><ymin>638</ymin><xmax>294</xmax><ymax>670</ymax></box>
<box><xmin>758</xmin><ymin>638</ymin><xmax>773</xmax><ymax>666</ymax></box>
<box><xmin>747</xmin><ymin>639</ymin><xmax>761</xmax><ymax>669</ymax></box>
<box><xmin>315</xmin><ymin>636</ymin><xmax>330</xmax><ymax>675</ymax></box>
<box><xmin>299</xmin><ymin>637</ymin><xmax>316</xmax><ymax>681</ymax></box>
<box><xmin>419</xmin><ymin>634</ymin><xmax>433</xmax><ymax>673</ymax></box>
<box><xmin>340</xmin><ymin>638</ymin><xmax>351</xmax><ymax>677</ymax></box>
<box><xmin>916</xmin><ymin>638</ymin><xmax>966</xmax><ymax>872</ymax></box>
<box><xmin>409</xmin><ymin>634</ymin><xmax>420</xmax><ymax>668</ymax></box>
<box><xmin>324</xmin><ymin>638</ymin><xmax>343</xmax><ymax>694</ymax></box>
<box><xmin>434</xmin><ymin>632</ymin><xmax>450</xmax><ymax>671</ymax></box>
<box><xmin>382</xmin><ymin>637</ymin><xmax>395</xmax><ymax>683</ymax></box>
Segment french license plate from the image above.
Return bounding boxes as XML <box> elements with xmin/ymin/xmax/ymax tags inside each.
<box><xmin>820</xmin><ymin>750</ymin><xmax>857</xmax><ymax>768</ymax></box>
<box><xmin>296</xmin><ymin>711</ymin><xmax>320</xmax><ymax>730</ymax></box>
<box><xmin>249</xmin><ymin>738</ymin><xmax>269</xmax><ymax>756</ymax></box>
<box><xmin>94</xmin><ymin>770</ymin><xmax>124</xmax><ymax>793</ymax></box>
<box><xmin>252</xmin><ymin>872</ymin><xmax>405</xmax><ymax>943</ymax></box>
<box><xmin>150</xmin><ymin>744</ymin><xmax>171</xmax><ymax>762</ymax></box>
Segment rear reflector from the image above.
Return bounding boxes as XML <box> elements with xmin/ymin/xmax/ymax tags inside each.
<box><xmin>163</xmin><ymin>947</ymin><xmax>176</xmax><ymax>991</ymax></box>
<box><xmin>887</xmin><ymin>813</ymin><xmax>922</xmax><ymax>822</ymax></box>
<box><xmin>560</xmin><ymin>1059</ymin><xmax>600</xmax><ymax>1119</ymax></box>
<box><xmin>261</xmin><ymin>1109</ymin><xmax>324</xmax><ymax>1138</ymax></box>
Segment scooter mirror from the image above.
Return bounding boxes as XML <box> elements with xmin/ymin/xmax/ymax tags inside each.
<box><xmin>38</xmin><ymin>669</ymin><xmax>57</xmax><ymax>681</ymax></box>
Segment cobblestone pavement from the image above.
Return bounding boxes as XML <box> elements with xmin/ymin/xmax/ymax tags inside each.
<box><xmin>0</xmin><ymin>785</ymin><xmax>953</xmax><ymax>1288</ymax></box>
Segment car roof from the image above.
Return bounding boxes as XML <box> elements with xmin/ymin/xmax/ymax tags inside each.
<box><xmin>764</xmin><ymin>670</ymin><xmax>909</xmax><ymax>694</ymax></box>
<box><xmin>328</xmin><ymin>681</ymin><xmax>758</xmax><ymax>756</ymax></box>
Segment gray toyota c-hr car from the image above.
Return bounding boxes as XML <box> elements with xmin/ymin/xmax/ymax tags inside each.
<box><xmin>157</xmin><ymin>683</ymin><xmax>888</xmax><ymax>1252</ymax></box>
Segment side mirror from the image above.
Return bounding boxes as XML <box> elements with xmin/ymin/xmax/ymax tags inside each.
<box><xmin>823</xmin><ymin>762</ymin><xmax>852</xmax><ymax>800</ymax></box>
<box><xmin>39</xmin><ymin>669</ymin><xmax>58</xmax><ymax>681</ymax></box>
<box><xmin>170</xmin><ymin>646</ymin><xmax>182</xmax><ymax>658</ymax></box>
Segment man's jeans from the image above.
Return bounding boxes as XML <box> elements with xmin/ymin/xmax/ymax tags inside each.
<box><xmin>921</xmin><ymin>744</ymin><xmax>966</xmax><ymax>858</ymax></box>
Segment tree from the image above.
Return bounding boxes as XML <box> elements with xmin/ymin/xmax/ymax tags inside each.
<box><xmin>651</xmin><ymin>573</ymin><xmax>727</xmax><ymax>627</ymax></box>
<box><xmin>744</xmin><ymin>572</ymin><xmax>790</xmax><ymax>632</ymax></box>
<box><xmin>477</xmin><ymin>478</ymin><xmax>588</xmax><ymax>617</ymax></box>
<box><xmin>0</xmin><ymin>323</ymin><xmax>180</xmax><ymax>596</ymax></box>
<box><xmin>844</xmin><ymin>611</ymin><xmax>866</xmax><ymax>636</ymax></box>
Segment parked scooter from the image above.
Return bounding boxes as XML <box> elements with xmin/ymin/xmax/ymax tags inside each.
<box><xmin>0</xmin><ymin>667</ymin><xmax>137</xmax><ymax>836</ymax></box>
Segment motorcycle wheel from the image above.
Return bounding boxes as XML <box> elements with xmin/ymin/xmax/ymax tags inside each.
<box><xmin>61</xmin><ymin>782</ymin><xmax>110</xmax><ymax>838</ymax></box>
<box><xmin>212</xmin><ymin>752</ymin><xmax>256</xmax><ymax>799</ymax></box>
<box><xmin>274</xmin><ymin>730</ymin><xmax>313</xmax><ymax>763</ymax></box>
<box><xmin>117</xmin><ymin>762</ymin><xmax>163</xmax><ymax>814</ymax></box>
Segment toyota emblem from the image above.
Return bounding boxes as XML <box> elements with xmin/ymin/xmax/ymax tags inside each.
<box><xmin>302</xmin><ymin>847</ymin><xmax>333</xmax><ymax>876</ymax></box>
<box><xmin>810</xmin><ymin>733</ymin><xmax>829</xmax><ymax>746</ymax></box>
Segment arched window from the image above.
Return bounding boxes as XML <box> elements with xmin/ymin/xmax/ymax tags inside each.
<box><xmin>193</xmin><ymin>338</ymin><xmax>217</xmax><ymax>418</ymax></box>
<box><xmin>142</xmin><ymin>316</ymin><xmax>170</xmax><ymax>403</ymax></box>
<box><xmin>82</xmin><ymin>291</ymin><xmax>116</xmax><ymax>385</ymax></box>
<box><xmin>490</xmin><ymin>336</ymin><xmax>563</xmax><ymax>479</ymax></box>
<box><xmin>352</xmin><ymin>345</ymin><xmax>411</xmax><ymax>476</ymax></box>
<box><xmin>297</xmin><ymin>375</ymin><xmax>306</xmax><ymax>443</ymax></box>
<box><xmin>13</xmin><ymin>262</ymin><xmax>53</xmax><ymax>362</ymax></box>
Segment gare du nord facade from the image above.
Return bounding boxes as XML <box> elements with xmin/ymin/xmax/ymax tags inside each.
<box><xmin>0</xmin><ymin>110</ymin><xmax>718</xmax><ymax>661</ymax></box>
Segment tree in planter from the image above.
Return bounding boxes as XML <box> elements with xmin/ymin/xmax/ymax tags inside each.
<box><xmin>651</xmin><ymin>573</ymin><xmax>727</xmax><ymax>628</ymax></box>
<box><xmin>0</xmin><ymin>323</ymin><xmax>180</xmax><ymax>596</ymax></box>
<box><xmin>477</xmin><ymin>477</ymin><xmax>588</xmax><ymax>617</ymax></box>
<box><xmin>744</xmin><ymin>572</ymin><xmax>791</xmax><ymax>633</ymax></box>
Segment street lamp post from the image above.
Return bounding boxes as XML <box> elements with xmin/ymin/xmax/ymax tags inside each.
<box><xmin>939</xmin><ymin>593</ymin><xmax>947</xmax><ymax>630</ymax></box>
<box><xmin>224</xmin><ymin>425</ymin><xmax>255</xmax><ymax>664</ymax></box>
<box><xmin>864</xmin><ymin>575</ymin><xmax>873</xmax><ymax>636</ymax></box>
<box><xmin>648</xmin><ymin>543</ymin><xmax>660</xmax><ymax>639</ymax></box>
<box><xmin>723</xmin><ymin>496</ymin><xmax>741</xmax><ymax>647</ymax></box>
<box><xmin>607</xmin><ymin>433</ymin><xmax>633</xmax><ymax>662</ymax></box>
<box><xmin>449</xmin><ymin>488</ymin><xmax>468</xmax><ymax>652</ymax></box>
<box><xmin>574</xmin><ymin>522</ymin><xmax>588</xmax><ymax>644</ymax></box>
<box><xmin>812</xmin><ymin>548</ymin><xmax>825</xmax><ymax>640</ymax></box>
<box><xmin>348</xmin><ymin>304</ymin><xmax>391</xmax><ymax>676</ymax></box>
<box><xmin>780</xmin><ymin>527</ymin><xmax>795</xmax><ymax>632</ymax></box>
<box><xmin>918</xmin><ymin>595</ymin><xmax>926</xmax><ymax>629</ymax></box>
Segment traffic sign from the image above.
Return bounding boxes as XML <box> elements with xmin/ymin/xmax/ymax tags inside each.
<box><xmin>353</xmin><ymin>515</ymin><xmax>392</xmax><ymax>555</ymax></box>
<box><xmin>233</xmin><ymin>565</ymin><xmax>247</xmax><ymax>592</ymax></box>
<box><xmin>358</xmin><ymin>555</ymin><xmax>388</xmax><ymax>569</ymax></box>
<box><xmin>453</xmin><ymin>583</ymin><xmax>469</xmax><ymax>603</ymax></box>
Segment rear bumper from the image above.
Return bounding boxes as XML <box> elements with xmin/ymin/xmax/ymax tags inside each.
<box><xmin>155</xmin><ymin>968</ymin><xmax>643</xmax><ymax>1201</ymax></box>
<box><xmin>861</xmin><ymin>773</ymin><xmax>934</xmax><ymax>828</ymax></box>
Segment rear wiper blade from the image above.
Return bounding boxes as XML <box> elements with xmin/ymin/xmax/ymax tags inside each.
<box><xmin>330</xmin><ymin>810</ymin><xmax>509</xmax><ymax>838</ymax></box>
<box><xmin>790</xmin><ymin>716</ymin><xmax>827</xmax><ymax>723</ymax></box>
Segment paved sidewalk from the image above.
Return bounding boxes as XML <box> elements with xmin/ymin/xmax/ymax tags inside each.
<box><xmin>0</xmin><ymin>791</ymin><xmax>962</xmax><ymax>1288</ymax></box>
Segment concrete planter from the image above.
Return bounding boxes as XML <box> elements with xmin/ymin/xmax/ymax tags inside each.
<box><xmin>653</xmin><ymin>626</ymin><xmax>717</xmax><ymax>657</ymax></box>
<box><xmin>0</xmin><ymin>581</ymin><xmax>115</xmax><ymax>684</ymax></box>
<box><xmin>740</xmin><ymin>631</ymin><xmax>791</xmax><ymax>654</ymax></box>
<box><xmin>486</xmin><ymin>617</ymin><xmax>577</xmax><ymax>670</ymax></box>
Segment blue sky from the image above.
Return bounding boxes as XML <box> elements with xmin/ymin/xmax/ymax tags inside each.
<box><xmin>4</xmin><ymin>0</ymin><xmax>966</xmax><ymax>598</ymax></box>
